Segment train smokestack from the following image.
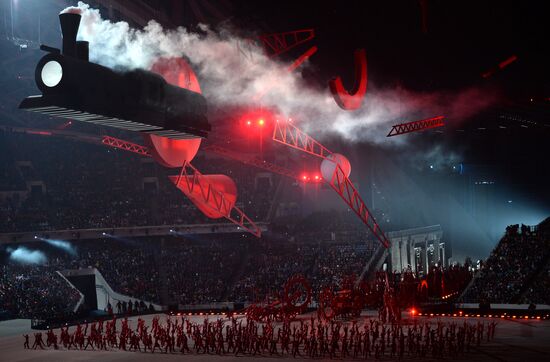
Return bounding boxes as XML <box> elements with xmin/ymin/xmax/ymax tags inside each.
<box><xmin>76</xmin><ymin>41</ymin><xmax>89</xmax><ymax>61</ymax></box>
<box><xmin>59</xmin><ymin>13</ymin><xmax>81</xmax><ymax>57</ymax></box>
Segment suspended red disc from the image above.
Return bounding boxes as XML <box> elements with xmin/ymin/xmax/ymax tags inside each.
<box><xmin>144</xmin><ymin>57</ymin><xmax>203</xmax><ymax>168</ymax></box>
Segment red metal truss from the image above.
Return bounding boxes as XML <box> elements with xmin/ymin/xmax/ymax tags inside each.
<box><xmin>259</xmin><ymin>29</ymin><xmax>315</xmax><ymax>57</ymax></box>
<box><xmin>175</xmin><ymin>162</ymin><xmax>262</xmax><ymax>237</ymax></box>
<box><xmin>202</xmin><ymin>144</ymin><xmax>300</xmax><ymax>180</ymax></box>
<box><xmin>271</xmin><ymin>121</ymin><xmax>390</xmax><ymax>247</ymax></box>
<box><xmin>386</xmin><ymin>116</ymin><xmax>445</xmax><ymax>137</ymax></box>
<box><xmin>272</xmin><ymin>120</ymin><xmax>332</xmax><ymax>159</ymax></box>
<box><xmin>101</xmin><ymin>136</ymin><xmax>151</xmax><ymax>157</ymax></box>
<box><xmin>329</xmin><ymin>164</ymin><xmax>390</xmax><ymax>248</ymax></box>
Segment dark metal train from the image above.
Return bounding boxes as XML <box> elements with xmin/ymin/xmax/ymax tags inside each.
<box><xmin>19</xmin><ymin>12</ymin><xmax>210</xmax><ymax>139</ymax></box>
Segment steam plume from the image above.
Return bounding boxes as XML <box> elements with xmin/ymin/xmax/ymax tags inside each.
<box><xmin>61</xmin><ymin>2</ymin><xmax>497</xmax><ymax>145</ymax></box>
<box><xmin>8</xmin><ymin>247</ymin><xmax>47</xmax><ymax>265</ymax></box>
<box><xmin>41</xmin><ymin>238</ymin><xmax>77</xmax><ymax>255</ymax></box>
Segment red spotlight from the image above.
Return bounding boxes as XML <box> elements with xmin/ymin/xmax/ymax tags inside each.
<box><xmin>411</xmin><ymin>308</ymin><xmax>417</xmax><ymax>316</ymax></box>
<box><xmin>314</xmin><ymin>175</ymin><xmax>320</xmax><ymax>181</ymax></box>
<box><xmin>258</xmin><ymin>119</ymin><xmax>265</xmax><ymax>126</ymax></box>
<box><xmin>246</xmin><ymin>120</ymin><xmax>252</xmax><ymax>126</ymax></box>
<box><xmin>302</xmin><ymin>175</ymin><xmax>308</xmax><ymax>181</ymax></box>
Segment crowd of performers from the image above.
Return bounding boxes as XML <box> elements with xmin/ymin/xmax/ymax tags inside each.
<box><xmin>24</xmin><ymin>314</ymin><xmax>498</xmax><ymax>359</ymax></box>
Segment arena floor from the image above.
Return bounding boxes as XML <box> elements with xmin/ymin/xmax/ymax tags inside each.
<box><xmin>0</xmin><ymin>312</ymin><xmax>548</xmax><ymax>362</ymax></box>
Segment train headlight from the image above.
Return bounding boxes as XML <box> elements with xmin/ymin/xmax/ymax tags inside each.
<box><xmin>40</xmin><ymin>60</ymin><xmax>63</xmax><ymax>87</ymax></box>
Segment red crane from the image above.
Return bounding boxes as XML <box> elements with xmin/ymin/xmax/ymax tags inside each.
<box><xmin>272</xmin><ymin>120</ymin><xmax>390</xmax><ymax>248</ymax></box>
<box><xmin>259</xmin><ymin>29</ymin><xmax>315</xmax><ymax>57</ymax></box>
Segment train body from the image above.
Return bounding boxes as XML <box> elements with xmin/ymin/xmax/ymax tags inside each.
<box><xmin>19</xmin><ymin>12</ymin><xmax>210</xmax><ymax>139</ymax></box>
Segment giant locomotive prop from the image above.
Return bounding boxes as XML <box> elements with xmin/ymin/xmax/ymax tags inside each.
<box><xmin>20</xmin><ymin>12</ymin><xmax>210</xmax><ymax>139</ymax></box>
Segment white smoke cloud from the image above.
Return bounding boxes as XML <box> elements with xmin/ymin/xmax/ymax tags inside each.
<box><xmin>61</xmin><ymin>2</ymin><xmax>497</xmax><ymax>146</ymax></box>
<box><xmin>8</xmin><ymin>247</ymin><xmax>47</xmax><ymax>265</ymax></box>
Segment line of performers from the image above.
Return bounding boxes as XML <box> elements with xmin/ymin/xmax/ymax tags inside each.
<box><xmin>24</xmin><ymin>314</ymin><xmax>497</xmax><ymax>359</ymax></box>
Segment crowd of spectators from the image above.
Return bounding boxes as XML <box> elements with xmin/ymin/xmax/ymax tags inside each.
<box><xmin>0</xmin><ymin>262</ymin><xmax>81</xmax><ymax>320</ymax></box>
<box><xmin>0</xmin><ymin>233</ymin><xmax>378</xmax><ymax>318</ymax></box>
<box><xmin>0</xmin><ymin>132</ymin><xmax>278</xmax><ymax>232</ymax></box>
<box><xmin>163</xmin><ymin>236</ymin><xmax>245</xmax><ymax>305</ymax></box>
<box><xmin>461</xmin><ymin>222</ymin><xmax>549</xmax><ymax>303</ymax></box>
<box><xmin>522</xmin><ymin>259</ymin><xmax>550</xmax><ymax>305</ymax></box>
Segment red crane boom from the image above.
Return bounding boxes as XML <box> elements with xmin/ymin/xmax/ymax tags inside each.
<box><xmin>387</xmin><ymin>116</ymin><xmax>445</xmax><ymax>137</ymax></box>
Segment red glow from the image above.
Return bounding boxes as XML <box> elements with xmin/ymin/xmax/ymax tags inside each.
<box><xmin>302</xmin><ymin>175</ymin><xmax>308</xmax><ymax>181</ymax></box>
<box><xmin>246</xmin><ymin>120</ymin><xmax>252</xmax><ymax>126</ymax></box>
<box><xmin>258</xmin><ymin>119</ymin><xmax>265</xmax><ymax>126</ymax></box>
<box><xmin>498</xmin><ymin>54</ymin><xmax>518</xmax><ymax>69</ymax></box>
<box><xmin>411</xmin><ymin>308</ymin><xmax>417</xmax><ymax>316</ymax></box>
<box><xmin>27</xmin><ymin>130</ymin><xmax>52</xmax><ymax>136</ymax></box>
<box><xmin>314</xmin><ymin>175</ymin><xmax>320</xmax><ymax>181</ymax></box>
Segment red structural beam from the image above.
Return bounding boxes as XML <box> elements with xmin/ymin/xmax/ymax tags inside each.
<box><xmin>329</xmin><ymin>164</ymin><xmax>390</xmax><ymax>248</ymax></box>
<box><xmin>287</xmin><ymin>46</ymin><xmax>318</xmax><ymax>72</ymax></box>
<box><xmin>272</xmin><ymin>120</ymin><xmax>332</xmax><ymax>159</ymax></box>
<box><xmin>481</xmin><ymin>54</ymin><xmax>518</xmax><ymax>79</ymax></box>
<box><xmin>175</xmin><ymin>162</ymin><xmax>262</xmax><ymax>237</ymax></box>
<box><xmin>101</xmin><ymin>136</ymin><xmax>151</xmax><ymax>157</ymax></box>
<box><xmin>259</xmin><ymin>29</ymin><xmax>315</xmax><ymax>57</ymax></box>
<box><xmin>202</xmin><ymin>144</ymin><xmax>300</xmax><ymax>180</ymax></box>
<box><xmin>386</xmin><ymin>116</ymin><xmax>445</xmax><ymax>137</ymax></box>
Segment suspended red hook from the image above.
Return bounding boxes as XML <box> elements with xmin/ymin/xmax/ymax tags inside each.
<box><xmin>329</xmin><ymin>49</ymin><xmax>367</xmax><ymax>111</ymax></box>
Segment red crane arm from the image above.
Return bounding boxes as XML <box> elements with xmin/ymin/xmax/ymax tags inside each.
<box><xmin>259</xmin><ymin>29</ymin><xmax>315</xmax><ymax>57</ymax></box>
<box><xmin>272</xmin><ymin>121</ymin><xmax>390</xmax><ymax>248</ymax></box>
<box><xmin>386</xmin><ymin>116</ymin><xmax>445</xmax><ymax>137</ymax></box>
<box><xmin>101</xmin><ymin>136</ymin><xmax>151</xmax><ymax>156</ymax></box>
<box><xmin>174</xmin><ymin>161</ymin><xmax>262</xmax><ymax>237</ymax></box>
<box><xmin>329</xmin><ymin>164</ymin><xmax>390</xmax><ymax>248</ymax></box>
<box><xmin>272</xmin><ymin>120</ymin><xmax>332</xmax><ymax>159</ymax></box>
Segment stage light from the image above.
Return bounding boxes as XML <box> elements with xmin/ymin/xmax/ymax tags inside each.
<box><xmin>302</xmin><ymin>175</ymin><xmax>307</xmax><ymax>181</ymax></box>
<box><xmin>314</xmin><ymin>175</ymin><xmax>320</xmax><ymax>181</ymax></box>
<box><xmin>40</xmin><ymin>60</ymin><xmax>63</xmax><ymax>87</ymax></box>
<box><xmin>169</xmin><ymin>229</ymin><xmax>174</xmax><ymax>233</ymax></box>
<box><xmin>258</xmin><ymin>119</ymin><xmax>264</xmax><ymax>126</ymax></box>
<box><xmin>411</xmin><ymin>308</ymin><xmax>417</xmax><ymax>316</ymax></box>
<box><xmin>246</xmin><ymin>120</ymin><xmax>251</xmax><ymax>126</ymax></box>
<box><xmin>34</xmin><ymin>235</ymin><xmax>38</xmax><ymax>239</ymax></box>
<box><xmin>102</xmin><ymin>232</ymin><xmax>106</xmax><ymax>236</ymax></box>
